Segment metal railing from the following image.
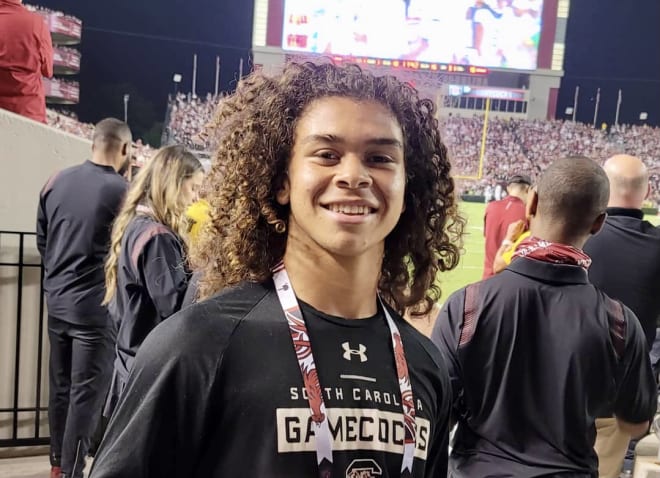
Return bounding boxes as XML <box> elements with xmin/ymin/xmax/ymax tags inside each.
<box><xmin>0</xmin><ymin>231</ymin><xmax>49</xmax><ymax>447</ymax></box>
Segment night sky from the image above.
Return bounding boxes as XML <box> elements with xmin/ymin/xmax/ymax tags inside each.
<box><xmin>36</xmin><ymin>0</ymin><xmax>660</xmax><ymax>143</ymax></box>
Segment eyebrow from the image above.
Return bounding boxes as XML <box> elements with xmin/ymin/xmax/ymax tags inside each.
<box><xmin>300</xmin><ymin>134</ymin><xmax>403</xmax><ymax>149</ymax></box>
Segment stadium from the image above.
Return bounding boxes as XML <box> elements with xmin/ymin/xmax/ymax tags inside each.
<box><xmin>2</xmin><ymin>0</ymin><xmax>660</xmax><ymax>476</ymax></box>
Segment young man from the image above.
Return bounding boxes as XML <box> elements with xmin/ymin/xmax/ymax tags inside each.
<box><xmin>433</xmin><ymin>157</ymin><xmax>657</xmax><ymax>477</ymax></box>
<box><xmin>89</xmin><ymin>62</ymin><xmax>464</xmax><ymax>477</ymax></box>
<box><xmin>37</xmin><ymin>118</ymin><xmax>131</xmax><ymax>478</ymax></box>
<box><xmin>583</xmin><ymin>154</ymin><xmax>660</xmax><ymax>478</ymax></box>
<box><xmin>482</xmin><ymin>174</ymin><xmax>531</xmax><ymax>278</ymax></box>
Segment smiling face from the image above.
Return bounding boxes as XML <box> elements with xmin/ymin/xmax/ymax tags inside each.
<box><xmin>277</xmin><ymin>96</ymin><xmax>406</xmax><ymax>260</ymax></box>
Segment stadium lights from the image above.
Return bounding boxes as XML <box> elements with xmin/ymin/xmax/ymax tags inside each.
<box><xmin>172</xmin><ymin>73</ymin><xmax>182</xmax><ymax>96</ymax></box>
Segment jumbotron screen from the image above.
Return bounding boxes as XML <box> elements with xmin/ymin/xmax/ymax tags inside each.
<box><xmin>282</xmin><ymin>0</ymin><xmax>544</xmax><ymax>71</ymax></box>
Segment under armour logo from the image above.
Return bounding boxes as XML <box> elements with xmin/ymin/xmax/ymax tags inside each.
<box><xmin>342</xmin><ymin>342</ymin><xmax>367</xmax><ymax>362</ymax></box>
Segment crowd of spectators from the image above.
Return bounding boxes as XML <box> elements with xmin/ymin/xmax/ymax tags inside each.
<box><xmin>24</xmin><ymin>3</ymin><xmax>80</xmax><ymax>22</ymax></box>
<box><xmin>48</xmin><ymin>92</ymin><xmax>660</xmax><ymax>205</ymax></box>
<box><xmin>446</xmin><ymin>116</ymin><xmax>660</xmax><ymax>204</ymax></box>
<box><xmin>162</xmin><ymin>92</ymin><xmax>220</xmax><ymax>149</ymax></box>
<box><xmin>46</xmin><ymin>109</ymin><xmax>154</xmax><ymax>166</ymax></box>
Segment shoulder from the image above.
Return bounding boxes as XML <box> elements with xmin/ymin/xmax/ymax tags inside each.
<box><xmin>139</xmin><ymin>282</ymin><xmax>273</xmax><ymax>364</ymax></box>
<box><xmin>128</xmin><ymin>218</ymin><xmax>180</xmax><ymax>264</ymax></box>
<box><xmin>40</xmin><ymin>164</ymin><xmax>79</xmax><ymax>195</ymax></box>
<box><xmin>392</xmin><ymin>311</ymin><xmax>445</xmax><ymax>371</ymax></box>
<box><xmin>104</xmin><ymin>173</ymin><xmax>129</xmax><ymax>193</ymax></box>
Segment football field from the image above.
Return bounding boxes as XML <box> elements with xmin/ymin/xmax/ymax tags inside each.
<box><xmin>434</xmin><ymin>201</ymin><xmax>660</xmax><ymax>305</ymax></box>
<box><xmin>435</xmin><ymin>201</ymin><xmax>486</xmax><ymax>304</ymax></box>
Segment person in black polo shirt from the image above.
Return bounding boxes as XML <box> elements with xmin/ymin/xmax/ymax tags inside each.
<box><xmin>583</xmin><ymin>154</ymin><xmax>660</xmax><ymax>478</ymax></box>
<box><xmin>432</xmin><ymin>156</ymin><xmax>657</xmax><ymax>478</ymax></box>
<box><xmin>37</xmin><ymin>118</ymin><xmax>131</xmax><ymax>478</ymax></box>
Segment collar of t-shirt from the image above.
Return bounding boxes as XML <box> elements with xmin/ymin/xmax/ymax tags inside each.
<box><xmin>507</xmin><ymin>255</ymin><xmax>589</xmax><ymax>285</ymax></box>
<box><xmin>606</xmin><ymin>207</ymin><xmax>644</xmax><ymax>220</ymax></box>
<box><xmin>298</xmin><ymin>299</ymin><xmax>383</xmax><ymax>329</ymax></box>
<box><xmin>85</xmin><ymin>159</ymin><xmax>119</xmax><ymax>174</ymax></box>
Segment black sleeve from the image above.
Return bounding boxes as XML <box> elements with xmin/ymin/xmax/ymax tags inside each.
<box><xmin>424</xmin><ymin>349</ymin><xmax>451</xmax><ymax>477</ymax></box>
<box><xmin>138</xmin><ymin>233</ymin><xmax>189</xmax><ymax>320</ymax></box>
<box><xmin>430</xmin><ymin>290</ymin><xmax>465</xmax><ymax>424</ymax></box>
<box><xmin>614</xmin><ymin>307</ymin><xmax>658</xmax><ymax>424</ymax></box>
<box><xmin>36</xmin><ymin>192</ymin><xmax>48</xmax><ymax>259</ymax></box>
<box><xmin>181</xmin><ymin>271</ymin><xmax>201</xmax><ymax>308</ymax></box>
<box><xmin>89</xmin><ymin>303</ymin><xmax>241</xmax><ymax>478</ymax></box>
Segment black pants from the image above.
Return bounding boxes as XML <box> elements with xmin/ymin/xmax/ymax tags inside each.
<box><xmin>48</xmin><ymin>316</ymin><xmax>115</xmax><ymax>478</ymax></box>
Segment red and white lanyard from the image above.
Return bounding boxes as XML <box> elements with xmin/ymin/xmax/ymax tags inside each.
<box><xmin>272</xmin><ymin>264</ymin><xmax>416</xmax><ymax>477</ymax></box>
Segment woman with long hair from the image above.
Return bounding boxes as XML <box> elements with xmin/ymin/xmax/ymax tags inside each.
<box><xmin>102</xmin><ymin>144</ymin><xmax>203</xmax><ymax>417</ymax></box>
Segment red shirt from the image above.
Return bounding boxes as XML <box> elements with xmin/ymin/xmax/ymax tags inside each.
<box><xmin>483</xmin><ymin>195</ymin><xmax>526</xmax><ymax>278</ymax></box>
<box><xmin>0</xmin><ymin>0</ymin><xmax>53</xmax><ymax>123</ymax></box>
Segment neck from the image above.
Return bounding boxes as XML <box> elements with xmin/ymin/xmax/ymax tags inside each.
<box><xmin>507</xmin><ymin>191</ymin><xmax>525</xmax><ymax>201</ymax></box>
<box><xmin>282</xmin><ymin>238</ymin><xmax>381</xmax><ymax>319</ymax></box>
<box><xmin>608</xmin><ymin>199</ymin><xmax>642</xmax><ymax>210</ymax></box>
<box><xmin>91</xmin><ymin>154</ymin><xmax>119</xmax><ymax>172</ymax></box>
<box><xmin>529</xmin><ymin>218</ymin><xmax>587</xmax><ymax>250</ymax></box>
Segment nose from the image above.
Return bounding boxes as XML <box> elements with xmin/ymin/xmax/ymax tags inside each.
<box><xmin>334</xmin><ymin>155</ymin><xmax>372</xmax><ymax>189</ymax></box>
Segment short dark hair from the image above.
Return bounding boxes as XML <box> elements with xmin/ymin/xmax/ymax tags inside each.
<box><xmin>507</xmin><ymin>174</ymin><xmax>532</xmax><ymax>186</ymax></box>
<box><xmin>536</xmin><ymin>156</ymin><xmax>609</xmax><ymax>238</ymax></box>
<box><xmin>93</xmin><ymin>118</ymin><xmax>132</xmax><ymax>151</ymax></box>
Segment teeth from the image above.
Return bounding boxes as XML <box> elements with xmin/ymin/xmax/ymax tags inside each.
<box><xmin>328</xmin><ymin>204</ymin><xmax>371</xmax><ymax>215</ymax></box>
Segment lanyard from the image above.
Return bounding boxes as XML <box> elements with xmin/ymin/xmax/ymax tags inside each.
<box><xmin>272</xmin><ymin>264</ymin><xmax>416</xmax><ymax>477</ymax></box>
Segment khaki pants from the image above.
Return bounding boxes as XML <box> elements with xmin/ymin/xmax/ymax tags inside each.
<box><xmin>595</xmin><ymin>417</ymin><xmax>631</xmax><ymax>478</ymax></box>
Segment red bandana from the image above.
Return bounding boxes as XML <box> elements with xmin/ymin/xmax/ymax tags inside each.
<box><xmin>512</xmin><ymin>236</ymin><xmax>592</xmax><ymax>270</ymax></box>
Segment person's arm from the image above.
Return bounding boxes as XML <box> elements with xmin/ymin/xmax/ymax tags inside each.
<box><xmin>138</xmin><ymin>232</ymin><xmax>189</xmax><ymax>320</ymax></box>
<box><xmin>38</xmin><ymin>17</ymin><xmax>53</xmax><ymax>78</ymax></box>
<box><xmin>613</xmin><ymin>307</ymin><xmax>657</xmax><ymax>438</ymax></box>
<box><xmin>36</xmin><ymin>193</ymin><xmax>48</xmax><ymax>259</ymax></box>
<box><xmin>89</xmin><ymin>305</ymin><xmax>237</xmax><ymax>478</ymax></box>
<box><xmin>492</xmin><ymin>219</ymin><xmax>526</xmax><ymax>274</ymax></box>
<box><xmin>430</xmin><ymin>290</ymin><xmax>466</xmax><ymax>428</ymax></box>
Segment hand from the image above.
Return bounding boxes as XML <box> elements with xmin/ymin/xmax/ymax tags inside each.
<box><xmin>505</xmin><ymin>219</ymin><xmax>526</xmax><ymax>242</ymax></box>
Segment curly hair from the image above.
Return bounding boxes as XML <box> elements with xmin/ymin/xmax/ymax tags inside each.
<box><xmin>192</xmin><ymin>61</ymin><xmax>465</xmax><ymax>315</ymax></box>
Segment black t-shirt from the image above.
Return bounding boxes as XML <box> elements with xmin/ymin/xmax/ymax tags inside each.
<box><xmin>584</xmin><ymin>208</ymin><xmax>660</xmax><ymax>347</ymax></box>
<box><xmin>432</xmin><ymin>257</ymin><xmax>657</xmax><ymax>478</ymax></box>
<box><xmin>36</xmin><ymin>160</ymin><xmax>127</xmax><ymax>326</ymax></box>
<box><xmin>90</xmin><ymin>281</ymin><xmax>451</xmax><ymax>478</ymax></box>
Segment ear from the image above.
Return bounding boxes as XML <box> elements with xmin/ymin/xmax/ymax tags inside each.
<box><xmin>276</xmin><ymin>174</ymin><xmax>290</xmax><ymax>206</ymax></box>
<box><xmin>121</xmin><ymin>142</ymin><xmax>129</xmax><ymax>156</ymax></box>
<box><xmin>645</xmin><ymin>183</ymin><xmax>651</xmax><ymax>200</ymax></box>
<box><xmin>525</xmin><ymin>188</ymin><xmax>538</xmax><ymax>219</ymax></box>
<box><xmin>590</xmin><ymin>212</ymin><xmax>607</xmax><ymax>235</ymax></box>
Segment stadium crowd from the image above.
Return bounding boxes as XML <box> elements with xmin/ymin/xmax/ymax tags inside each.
<box><xmin>24</xmin><ymin>3</ymin><xmax>80</xmax><ymax>22</ymax></box>
<box><xmin>46</xmin><ymin>109</ymin><xmax>155</xmax><ymax>165</ymax></box>
<box><xmin>162</xmin><ymin>92</ymin><xmax>660</xmax><ymax>204</ymax></box>
<box><xmin>446</xmin><ymin>117</ymin><xmax>660</xmax><ymax>203</ymax></box>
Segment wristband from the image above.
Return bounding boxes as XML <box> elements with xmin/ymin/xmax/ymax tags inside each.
<box><xmin>501</xmin><ymin>239</ymin><xmax>514</xmax><ymax>248</ymax></box>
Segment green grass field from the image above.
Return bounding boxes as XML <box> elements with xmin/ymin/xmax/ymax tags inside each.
<box><xmin>434</xmin><ymin>202</ymin><xmax>486</xmax><ymax>303</ymax></box>
<box><xmin>434</xmin><ymin>201</ymin><xmax>660</xmax><ymax>305</ymax></box>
